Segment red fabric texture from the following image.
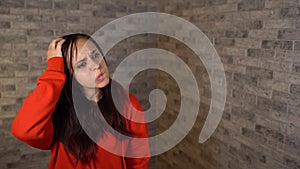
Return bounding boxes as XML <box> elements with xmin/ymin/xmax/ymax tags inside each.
<box><xmin>11</xmin><ymin>57</ymin><xmax>150</xmax><ymax>169</ymax></box>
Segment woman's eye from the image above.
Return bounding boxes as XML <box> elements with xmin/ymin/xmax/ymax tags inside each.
<box><xmin>76</xmin><ymin>62</ymin><xmax>87</xmax><ymax>69</ymax></box>
<box><xmin>91</xmin><ymin>52</ymin><xmax>100</xmax><ymax>59</ymax></box>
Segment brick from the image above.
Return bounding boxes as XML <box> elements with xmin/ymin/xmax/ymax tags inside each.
<box><xmin>249</xmin><ymin>10</ymin><xmax>274</xmax><ymax>19</ymax></box>
<box><xmin>248</xmin><ymin>20</ymin><xmax>263</xmax><ymax>29</ymax></box>
<box><xmin>39</xmin><ymin>9</ymin><xmax>67</xmax><ymax>16</ymax></box>
<box><xmin>55</xmin><ymin>16</ymin><xmax>80</xmax><ymax>22</ymax></box>
<box><xmin>233</xmin><ymin>73</ymin><xmax>258</xmax><ymax>86</ymax></box>
<box><xmin>262</xmin><ymin>40</ymin><xmax>293</xmax><ymax>50</ymax></box>
<box><xmin>0</xmin><ymin>29</ymin><xmax>26</xmax><ymax>36</ymax></box>
<box><xmin>25</xmin><ymin>15</ymin><xmax>54</xmax><ymax>22</ymax></box>
<box><xmin>0</xmin><ymin>35</ymin><xmax>26</xmax><ymax>43</ymax></box>
<box><xmin>0</xmin><ymin>7</ymin><xmax>9</xmax><ymax>14</ymax></box>
<box><xmin>206</xmin><ymin>0</ymin><xmax>227</xmax><ymax>6</ymax></box>
<box><xmin>259</xmin><ymin>79</ymin><xmax>290</xmax><ymax>93</ymax></box>
<box><xmin>199</xmin><ymin>14</ymin><xmax>225</xmax><ymax>22</ymax></box>
<box><xmin>265</xmin><ymin>0</ymin><xmax>298</xmax><ymax>8</ymax></box>
<box><xmin>27</xmin><ymin>29</ymin><xmax>54</xmax><ymax>36</ymax></box>
<box><xmin>15</xmin><ymin>70</ymin><xmax>43</xmax><ymax>77</ymax></box>
<box><xmin>39</xmin><ymin>22</ymin><xmax>67</xmax><ymax>30</ymax></box>
<box><xmin>225</xmin><ymin>11</ymin><xmax>250</xmax><ymax>21</ymax></box>
<box><xmin>0</xmin><ymin>98</ymin><xmax>16</xmax><ymax>106</ymax></box>
<box><xmin>231</xmin><ymin>105</ymin><xmax>255</xmax><ymax>121</ymax></box>
<box><xmin>0</xmin><ymin>49</ymin><xmax>11</xmax><ymax>58</ymax></box>
<box><xmin>223</xmin><ymin>47</ymin><xmax>246</xmax><ymax>56</ymax></box>
<box><xmin>255</xmin><ymin>124</ymin><xmax>284</xmax><ymax>143</ymax></box>
<box><xmin>278</xmin><ymin>29</ymin><xmax>300</xmax><ymax>40</ymax></box>
<box><xmin>235</xmin><ymin>56</ymin><xmax>259</xmax><ymax>66</ymax></box>
<box><xmin>227</xmin><ymin>0</ymin><xmax>242</xmax><ymax>3</ymax></box>
<box><xmin>290</xmin><ymin>84</ymin><xmax>300</xmax><ymax>95</ymax></box>
<box><xmin>244</xmin><ymin>84</ymin><xmax>273</xmax><ymax>98</ymax></box>
<box><xmin>288</xmin><ymin>105</ymin><xmax>300</xmax><ymax>123</ymax></box>
<box><xmin>272</xmin><ymin>90</ymin><xmax>300</xmax><ymax>106</ymax></box>
<box><xmin>127</xmin><ymin>6</ymin><xmax>148</xmax><ymax>13</ymax></box>
<box><xmin>272</xmin><ymin>101</ymin><xmax>288</xmax><ymax>116</ymax></box>
<box><xmin>1</xmin><ymin>84</ymin><xmax>16</xmax><ymax>91</ymax></box>
<box><xmin>0</xmin><ymin>71</ymin><xmax>14</xmax><ymax>78</ymax></box>
<box><xmin>247</xmin><ymin>48</ymin><xmax>274</xmax><ymax>58</ymax></box>
<box><xmin>0</xmin><ymin>14</ymin><xmax>24</xmax><ymax>22</ymax></box>
<box><xmin>295</xmin><ymin>41</ymin><xmax>300</xmax><ymax>50</ymax></box>
<box><xmin>274</xmin><ymin>71</ymin><xmax>300</xmax><ymax>84</ymax></box>
<box><xmin>66</xmin><ymin>10</ymin><xmax>93</xmax><ymax>16</ymax></box>
<box><xmin>220</xmin><ymin>55</ymin><xmax>234</xmax><ymax>64</ymax></box>
<box><xmin>248</xmin><ymin>30</ymin><xmax>278</xmax><ymax>39</ymax></box>
<box><xmin>224</xmin><ymin>63</ymin><xmax>246</xmax><ymax>73</ymax></box>
<box><xmin>274</xmin><ymin>7</ymin><xmax>299</xmax><ymax>19</ymax></box>
<box><xmin>238</xmin><ymin>0</ymin><xmax>265</xmax><ymax>11</ymax></box>
<box><xmin>1</xmin><ymin>104</ymin><xmax>18</xmax><ymax>112</ymax></box>
<box><xmin>226</xmin><ymin>20</ymin><xmax>263</xmax><ymax>29</ymax></box>
<box><xmin>10</xmin><ymin>8</ymin><xmax>39</xmax><ymax>15</ymax></box>
<box><xmin>0</xmin><ymin>77</ymin><xmax>28</xmax><ymax>85</ymax></box>
<box><xmin>215</xmin><ymin>38</ymin><xmax>235</xmax><ymax>46</ymax></box>
<box><xmin>25</xmin><ymin>0</ymin><xmax>53</xmax><ymax>9</ymax></box>
<box><xmin>275</xmin><ymin>49</ymin><xmax>296</xmax><ymax>62</ymax></box>
<box><xmin>0</xmin><ymin>0</ymin><xmax>24</xmax><ymax>8</ymax></box>
<box><xmin>283</xmin><ymin>155</ymin><xmax>300</xmax><ymax>169</ymax></box>
<box><xmin>235</xmin><ymin>38</ymin><xmax>261</xmax><ymax>48</ymax></box>
<box><xmin>292</xmin><ymin>62</ymin><xmax>300</xmax><ymax>73</ymax></box>
<box><xmin>258</xmin><ymin>59</ymin><xmax>292</xmax><ymax>72</ymax></box>
<box><xmin>225</xmin><ymin>30</ymin><xmax>248</xmax><ymax>38</ymax></box>
<box><xmin>246</xmin><ymin>66</ymin><xmax>273</xmax><ymax>79</ymax></box>
<box><xmin>264</xmin><ymin>19</ymin><xmax>295</xmax><ymax>29</ymax></box>
<box><xmin>27</xmin><ymin>36</ymin><xmax>51</xmax><ymax>43</ymax></box>
<box><xmin>11</xmin><ymin>21</ymin><xmax>40</xmax><ymax>29</ymax></box>
<box><xmin>257</xmin><ymin>96</ymin><xmax>272</xmax><ymax>110</ymax></box>
<box><xmin>0</xmin><ymin>22</ymin><xmax>10</xmax><ymax>29</ymax></box>
<box><xmin>2</xmin><ymin>90</ymin><xmax>30</xmax><ymax>98</ymax></box>
<box><xmin>0</xmin><ymin>63</ymin><xmax>28</xmax><ymax>71</ymax></box>
<box><xmin>96</xmin><ymin>3</ymin><xmax>127</xmax><ymax>16</ymax></box>
<box><xmin>296</xmin><ymin>18</ymin><xmax>300</xmax><ymax>29</ymax></box>
<box><xmin>54</xmin><ymin>2</ymin><xmax>79</xmax><ymax>9</ymax></box>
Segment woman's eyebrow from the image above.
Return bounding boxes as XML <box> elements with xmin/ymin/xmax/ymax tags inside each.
<box><xmin>90</xmin><ymin>49</ymin><xmax>98</xmax><ymax>55</ymax></box>
<box><xmin>75</xmin><ymin>57</ymin><xmax>87</xmax><ymax>65</ymax></box>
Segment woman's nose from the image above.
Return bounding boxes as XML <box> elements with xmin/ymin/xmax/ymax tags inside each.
<box><xmin>89</xmin><ymin>59</ymin><xmax>100</xmax><ymax>71</ymax></box>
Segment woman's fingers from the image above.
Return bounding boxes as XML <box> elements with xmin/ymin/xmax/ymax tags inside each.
<box><xmin>54</xmin><ymin>38</ymin><xmax>65</xmax><ymax>49</ymax></box>
<box><xmin>47</xmin><ymin>38</ymin><xmax>65</xmax><ymax>60</ymax></box>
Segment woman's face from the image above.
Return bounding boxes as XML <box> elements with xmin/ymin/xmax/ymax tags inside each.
<box><xmin>72</xmin><ymin>38</ymin><xmax>110</xmax><ymax>89</ymax></box>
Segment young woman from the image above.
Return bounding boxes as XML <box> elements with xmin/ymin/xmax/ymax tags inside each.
<box><xmin>11</xmin><ymin>33</ymin><xmax>150</xmax><ymax>169</ymax></box>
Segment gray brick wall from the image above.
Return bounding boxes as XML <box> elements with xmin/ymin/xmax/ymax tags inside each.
<box><xmin>154</xmin><ymin>0</ymin><xmax>300</xmax><ymax>169</ymax></box>
<box><xmin>0</xmin><ymin>0</ymin><xmax>158</xmax><ymax>168</ymax></box>
<box><xmin>1</xmin><ymin>0</ymin><xmax>300</xmax><ymax>169</ymax></box>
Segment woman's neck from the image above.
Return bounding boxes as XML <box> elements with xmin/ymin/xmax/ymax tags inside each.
<box><xmin>81</xmin><ymin>87</ymin><xmax>103</xmax><ymax>102</ymax></box>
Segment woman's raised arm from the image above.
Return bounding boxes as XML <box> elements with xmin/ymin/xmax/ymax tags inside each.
<box><xmin>11</xmin><ymin>38</ymin><xmax>66</xmax><ymax>150</ymax></box>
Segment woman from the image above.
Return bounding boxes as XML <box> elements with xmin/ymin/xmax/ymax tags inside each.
<box><xmin>11</xmin><ymin>33</ymin><xmax>150</xmax><ymax>169</ymax></box>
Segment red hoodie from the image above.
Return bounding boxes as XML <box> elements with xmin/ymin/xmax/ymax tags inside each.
<box><xmin>11</xmin><ymin>57</ymin><xmax>150</xmax><ymax>169</ymax></box>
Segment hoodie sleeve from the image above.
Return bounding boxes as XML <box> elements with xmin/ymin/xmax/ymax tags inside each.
<box><xmin>125</xmin><ymin>94</ymin><xmax>151</xmax><ymax>169</ymax></box>
<box><xmin>11</xmin><ymin>57</ymin><xmax>66</xmax><ymax>150</ymax></box>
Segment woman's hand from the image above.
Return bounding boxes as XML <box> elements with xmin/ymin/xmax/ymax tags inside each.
<box><xmin>46</xmin><ymin>38</ymin><xmax>65</xmax><ymax>60</ymax></box>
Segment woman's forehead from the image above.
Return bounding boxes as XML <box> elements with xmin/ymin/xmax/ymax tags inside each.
<box><xmin>75</xmin><ymin>39</ymin><xmax>97</xmax><ymax>60</ymax></box>
<box><xmin>77</xmin><ymin>39</ymin><xmax>97</xmax><ymax>53</ymax></box>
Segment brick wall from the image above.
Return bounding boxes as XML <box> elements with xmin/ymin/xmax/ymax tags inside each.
<box><xmin>154</xmin><ymin>0</ymin><xmax>300</xmax><ymax>169</ymax></box>
<box><xmin>1</xmin><ymin>0</ymin><xmax>300</xmax><ymax>169</ymax></box>
<box><xmin>0</xmin><ymin>0</ymin><xmax>158</xmax><ymax>168</ymax></box>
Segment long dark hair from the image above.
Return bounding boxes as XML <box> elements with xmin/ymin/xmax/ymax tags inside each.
<box><xmin>51</xmin><ymin>33</ymin><xmax>132</xmax><ymax>166</ymax></box>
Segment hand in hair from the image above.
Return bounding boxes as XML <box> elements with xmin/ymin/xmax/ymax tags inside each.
<box><xmin>47</xmin><ymin>38</ymin><xmax>65</xmax><ymax>60</ymax></box>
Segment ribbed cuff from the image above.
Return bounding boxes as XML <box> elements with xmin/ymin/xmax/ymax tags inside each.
<box><xmin>46</xmin><ymin>57</ymin><xmax>64</xmax><ymax>72</ymax></box>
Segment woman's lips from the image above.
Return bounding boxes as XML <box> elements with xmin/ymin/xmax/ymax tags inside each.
<box><xmin>96</xmin><ymin>73</ymin><xmax>105</xmax><ymax>81</ymax></box>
